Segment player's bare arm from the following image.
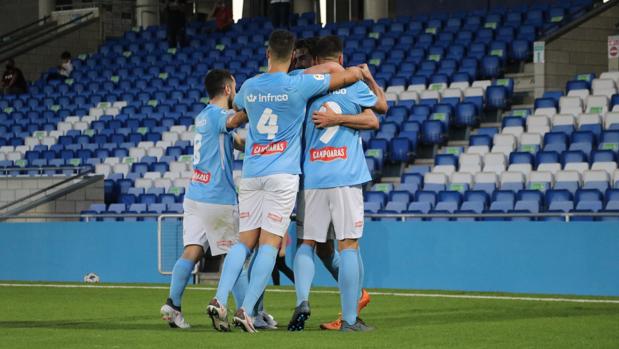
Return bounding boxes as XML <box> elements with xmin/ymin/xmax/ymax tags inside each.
<box><xmin>358</xmin><ymin>64</ymin><xmax>388</xmax><ymax>114</ymax></box>
<box><xmin>232</xmin><ymin>132</ymin><xmax>245</xmax><ymax>151</ymax></box>
<box><xmin>312</xmin><ymin>105</ymin><xmax>379</xmax><ymax>130</ymax></box>
<box><xmin>328</xmin><ymin>66</ymin><xmax>364</xmax><ymax>91</ymax></box>
<box><xmin>303</xmin><ymin>61</ymin><xmax>344</xmax><ymax>74</ymax></box>
<box><xmin>226</xmin><ymin>110</ymin><xmax>248</xmax><ymax>130</ymax></box>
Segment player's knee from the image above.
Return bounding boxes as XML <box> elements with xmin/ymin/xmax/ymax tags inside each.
<box><xmin>239</xmin><ymin>229</ymin><xmax>260</xmax><ymax>249</ymax></box>
<box><xmin>337</xmin><ymin>239</ymin><xmax>359</xmax><ymax>251</ymax></box>
<box><xmin>301</xmin><ymin>239</ymin><xmax>316</xmax><ymax>248</ymax></box>
<box><xmin>259</xmin><ymin>229</ymin><xmax>283</xmax><ymax>248</ymax></box>
<box><xmin>182</xmin><ymin>245</ymin><xmax>204</xmax><ymax>262</ymax></box>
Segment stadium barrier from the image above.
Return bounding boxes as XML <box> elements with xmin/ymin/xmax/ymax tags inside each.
<box><xmin>0</xmin><ymin>212</ymin><xmax>618</xmax><ymax>296</ymax></box>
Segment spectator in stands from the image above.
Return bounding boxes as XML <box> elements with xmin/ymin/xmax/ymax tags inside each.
<box><xmin>46</xmin><ymin>51</ymin><xmax>73</xmax><ymax>82</ymax></box>
<box><xmin>166</xmin><ymin>0</ymin><xmax>187</xmax><ymax>48</ymax></box>
<box><xmin>1</xmin><ymin>59</ymin><xmax>28</xmax><ymax>95</ymax></box>
<box><xmin>270</xmin><ymin>0</ymin><xmax>291</xmax><ymax>28</ymax></box>
<box><xmin>211</xmin><ymin>1</ymin><xmax>233</xmax><ymax>32</ymax></box>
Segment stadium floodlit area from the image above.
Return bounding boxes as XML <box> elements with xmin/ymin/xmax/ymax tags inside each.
<box><xmin>2</xmin><ymin>0</ymin><xmax>619</xmax><ymax>348</ymax></box>
<box><xmin>2</xmin><ymin>283</ymin><xmax>619</xmax><ymax>348</ymax></box>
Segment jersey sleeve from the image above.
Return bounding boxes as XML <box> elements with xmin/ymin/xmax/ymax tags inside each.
<box><xmin>352</xmin><ymin>82</ymin><xmax>378</xmax><ymax>109</ymax></box>
<box><xmin>296</xmin><ymin>73</ymin><xmax>332</xmax><ymax>100</ymax></box>
<box><xmin>233</xmin><ymin>85</ymin><xmax>246</xmax><ymax>110</ymax></box>
<box><xmin>216</xmin><ymin>111</ymin><xmax>233</xmax><ymax>134</ymax></box>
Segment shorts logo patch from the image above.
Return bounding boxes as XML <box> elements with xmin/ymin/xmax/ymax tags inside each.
<box><xmin>240</xmin><ymin>212</ymin><xmax>250</xmax><ymax>219</ymax></box>
<box><xmin>251</xmin><ymin>141</ymin><xmax>288</xmax><ymax>156</ymax></box>
<box><xmin>354</xmin><ymin>220</ymin><xmax>363</xmax><ymax>228</ymax></box>
<box><xmin>191</xmin><ymin>169</ymin><xmax>211</xmax><ymax>184</ymax></box>
<box><xmin>267</xmin><ymin>212</ymin><xmax>283</xmax><ymax>222</ymax></box>
<box><xmin>217</xmin><ymin>240</ymin><xmax>233</xmax><ymax>249</ymax></box>
<box><xmin>310</xmin><ymin>146</ymin><xmax>347</xmax><ymax>162</ymax></box>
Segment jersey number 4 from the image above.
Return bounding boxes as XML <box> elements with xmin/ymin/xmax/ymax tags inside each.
<box><xmin>319</xmin><ymin>101</ymin><xmax>342</xmax><ymax>144</ymax></box>
<box><xmin>257</xmin><ymin>108</ymin><xmax>279</xmax><ymax>140</ymax></box>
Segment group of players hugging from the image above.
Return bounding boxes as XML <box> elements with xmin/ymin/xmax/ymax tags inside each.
<box><xmin>159</xmin><ymin>29</ymin><xmax>387</xmax><ymax>333</ymax></box>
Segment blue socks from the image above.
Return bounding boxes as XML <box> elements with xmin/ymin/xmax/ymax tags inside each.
<box><xmin>169</xmin><ymin>258</ymin><xmax>194</xmax><ymax>308</ymax></box>
<box><xmin>338</xmin><ymin>248</ymin><xmax>360</xmax><ymax>326</ymax></box>
<box><xmin>357</xmin><ymin>248</ymin><xmax>364</xmax><ymax>298</ymax></box>
<box><xmin>293</xmin><ymin>243</ymin><xmax>315</xmax><ymax>306</ymax></box>
<box><xmin>241</xmin><ymin>244</ymin><xmax>278</xmax><ymax>316</ymax></box>
<box><xmin>231</xmin><ymin>267</ymin><xmax>249</xmax><ymax>308</ymax></box>
<box><xmin>215</xmin><ymin>243</ymin><xmax>250</xmax><ymax>307</ymax></box>
<box><xmin>327</xmin><ymin>249</ymin><xmax>340</xmax><ymax>281</ymax></box>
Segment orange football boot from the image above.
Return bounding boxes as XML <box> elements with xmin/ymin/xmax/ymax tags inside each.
<box><xmin>320</xmin><ymin>289</ymin><xmax>371</xmax><ymax>330</ymax></box>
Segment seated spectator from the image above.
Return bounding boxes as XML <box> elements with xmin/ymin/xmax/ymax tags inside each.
<box><xmin>1</xmin><ymin>59</ymin><xmax>28</xmax><ymax>95</ymax></box>
<box><xmin>212</xmin><ymin>1</ymin><xmax>233</xmax><ymax>32</ymax></box>
<box><xmin>47</xmin><ymin>51</ymin><xmax>73</xmax><ymax>81</ymax></box>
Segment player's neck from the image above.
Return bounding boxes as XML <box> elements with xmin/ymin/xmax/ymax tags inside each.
<box><xmin>210</xmin><ymin>96</ymin><xmax>229</xmax><ymax>110</ymax></box>
<box><xmin>317</xmin><ymin>58</ymin><xmax>341</xmax><ymax>67</ymax></box>
<box><xmin>267</xmin><ymin>60</ymin><xmax>290</xmax><ymax>73</ymax></box>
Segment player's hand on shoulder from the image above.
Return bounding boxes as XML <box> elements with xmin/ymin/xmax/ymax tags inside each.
<box><xmin>312</xmin><ymin>103</ymin><xmax>340</xmax><ymax>128</ymax></box>
<box><xmin>357</xmin><ymin>63</ymin><xmax>374</xmax><ymax>82</ymax></box>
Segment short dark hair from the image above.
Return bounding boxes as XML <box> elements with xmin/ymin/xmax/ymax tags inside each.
<box><xmin>315</xmin><ymin>35</ymin><xmax>343</xmax><ymax>60</ymax></box>
<box><xmin>61</xmin><ymin>51</ymin><xmax>71</xmax><ymax>60</ymax></box>
<box><xmin>305</xmin><ymin>37</ymin><xmax>320</xmax><ymax>57</ymax></box>
<box><xmin>204</xmin><ymin>69</ymin><xmax>233</xmax><ymax>98</ymax></box>
<box><xmin>268</xmin><ymin>29</ymin><xmax>296</xmax><ymax>61</ymax></box>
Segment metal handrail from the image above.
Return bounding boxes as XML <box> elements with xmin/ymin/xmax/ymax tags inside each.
<box><xmin>0</xmin><ymin>11</ymin><xmax>96</xmax><ymax>61</ymax></box>
<box><xmin>2</xmin><ymin>210</ymin><xmax>619</xmax><ymax>222</ymax></box>
<box><xmin>0</xmin><ymin>15</ymin><xmax>52</xmax><ymax>44</ymax></box>
<box><xmin>541</xmin><ymin>0</ymin><xmax>618</xmax><ymax>44</ymax></box>
<box><xmin>0</xmin><ymin>165</ymin><xmax>94</xmax><ymax>212</ymax></box>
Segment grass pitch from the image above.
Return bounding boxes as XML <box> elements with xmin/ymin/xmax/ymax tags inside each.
<box><xmin>1</xmin><ymin>283</ymin><xmax>618</xmax><ymax>349</ymax></box>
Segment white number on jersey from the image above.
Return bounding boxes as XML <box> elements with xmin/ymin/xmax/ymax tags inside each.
<box><xmin>257</xmin><ymin>108</ymin><xmax>279</xmax><ymax>140</ymax></box>
<box><xmin>318</xmin><ymin>101</ymin><xmax>342</xmax><ymax>144</ymax></box>
<box><xmin>193</xmin><ymin>133</ymin><xmax>202</xmax><ymax>165</ymax></box>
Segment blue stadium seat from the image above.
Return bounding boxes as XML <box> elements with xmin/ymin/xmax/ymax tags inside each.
<box><xmin>490</xmin><ymin>190</ymin><xmax>516</xmax><ymax>212</ymax></box>
<box><xmin>435</xmin><ymin>191</ymin><xmax>461</xmax><ymax>212</ymax></box>
<box><xmin>390</xmin><ymin>137</ymin><xmax>412</xmax><ymax>162</ymax></box>
<box><xmin>421</xmin><ymin>120</ymin><xmax>446</xmax><ymax>145</ymax></box>
<box><xmin>543</xmin><ymin>132</ymin><xmax>568</xmax><ymax>153</ymax></box>
<box><xmin>486</xmin><ymin>86</ymin><xmax>509</xmax><ymax>110</ymax></box>
<box><xmin>546</xmin><ymin>189</ymin><xmax>574</xmax><ymax>212</ymax></box>
<box><xmin>514</xmin><ymin>190</ymin><xmax>543</xmax><ymax>213</ymax></box>
<box><xmin>365</xmin><ymin>191</ymin><xmax>387</xmax><ymax>208</ymax></box>
<box><xmin>575</xmin><ymin>189</ymin><xmax>603</xmax><ymax>212</ymax></box>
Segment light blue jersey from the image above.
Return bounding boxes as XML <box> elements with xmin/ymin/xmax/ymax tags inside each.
<box><xmin>234</xmin><ymin>72</ymin><xmax>331</xmax><ymax>178</ymax></box>
<box><xmin>303</xmin><ymin>81</ymin><xmax>377</xmax><ymax>189</ymax></box>
<box><xmin>185</xmin><ymin>104</ymin><xmax>237</xmax><ymax>205</ymax></box>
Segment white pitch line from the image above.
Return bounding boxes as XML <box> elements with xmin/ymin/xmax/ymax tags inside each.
<box><xmin>1</xmin><ymin>283</ymin><xmax>618</xmax><ymax>304</ymax></box>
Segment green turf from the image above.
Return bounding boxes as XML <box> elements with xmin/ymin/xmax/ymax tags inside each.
<box><xmin>1</xmin><ymin>283</ymin><xmax>618</xmax><ymax>349</ymax></box>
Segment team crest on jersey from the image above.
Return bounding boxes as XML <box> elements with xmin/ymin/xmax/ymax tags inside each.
<box><xmin>313</xmin><ymin>74</ymin><xmax>325</xmax><ymax>80</ymax></box>
<box><xmin>251</xmin><ymin>141</ymin><xmax>288</xmax><ymax>155</ymax></box>
<box><xmin>309</xmin><ymin>146</ymin><xmax>347</xmax><ymax>162</ymax></box>
<box><xmin>191</xmin><ymin>169</ymin><xmax>211</xmax><ymax>184</ymax></box>
<box><xmin>195</xmin><ymin>116</ymin><xmax>207</xmax><ymax>127</ymax></box>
